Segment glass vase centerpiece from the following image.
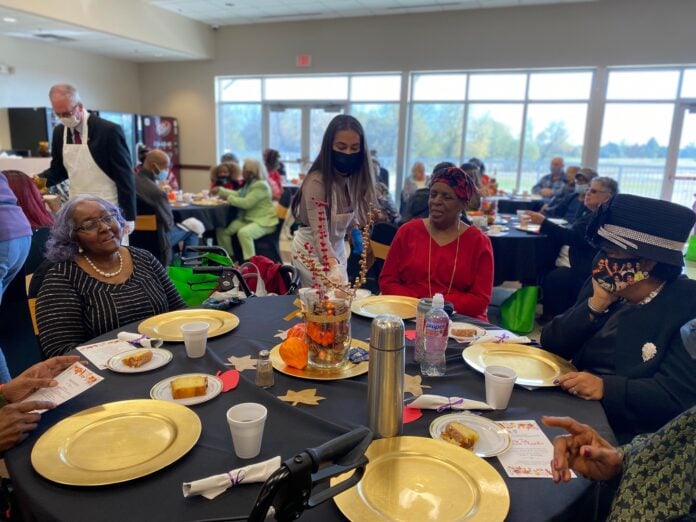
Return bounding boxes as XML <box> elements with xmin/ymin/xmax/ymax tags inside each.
<box><xmin>294</xmin><ymin>200</ymin><xmax>375</xmax><ymax>369</ymax></box>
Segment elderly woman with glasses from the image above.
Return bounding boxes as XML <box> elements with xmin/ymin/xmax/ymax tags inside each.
<box><xmin>36</xmin><ymin>196</ymin><xmax>185</xmax><ymax>357</ymax></box>
<box><xmin>379</xmin><ymin>166</ymin><xmax>494</xmax><ymax>320</ymax></box>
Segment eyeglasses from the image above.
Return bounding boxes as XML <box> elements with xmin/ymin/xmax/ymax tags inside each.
<box><xmin>54</xmin><ymin>105</ymin><xmax>79</xmax><ymax>118</ymax></box>
<box><xmin>74</xmin><ymin>212</ymin><xmax>120</xmax><ymax>233</ymax></box>
<box><xmin>588</xmin><ymin>188</ymin><xmax>609</xmax><ymax>194</ymax></box>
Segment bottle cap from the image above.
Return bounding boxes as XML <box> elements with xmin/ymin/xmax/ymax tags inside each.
<box><xmin>259</xmin><ymin>349</ymin><xmax>270</xmax><ymax>359</ymax></box>
<box><xmin>432</xmin><ymin>293</ymin><xmax>444</xmax><ymax>309</ymax></box>
<box><xmin>370</xmin><ymin>314</ymin><xmax>404</xmax><ymax>351</ymax></box>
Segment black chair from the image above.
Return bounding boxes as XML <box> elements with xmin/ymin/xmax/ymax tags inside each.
<box><xmin>366</xmin><ymin>222</ymin><xmax>398</xmax><ymax>293</ymax></box>
<box><xmin>231</xmin><ymin>222</ymin><xmax>283</xmax><ymax>263</ymax></box>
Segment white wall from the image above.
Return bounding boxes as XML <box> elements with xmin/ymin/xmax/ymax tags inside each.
<box><xmin>0</xmin><ymin>33</ymin><xmax>141</xmax><ymax>150</ymax></box>
<box><xmin>137</xmin><ymin>0</ymin><xmax>696</xmax><ymax>191</ymax></box>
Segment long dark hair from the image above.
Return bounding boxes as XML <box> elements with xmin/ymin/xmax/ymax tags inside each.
<box><xmin>291</xmin><ymin>114</ymin><xmax>376</xmax><ymax>226</ymax></box>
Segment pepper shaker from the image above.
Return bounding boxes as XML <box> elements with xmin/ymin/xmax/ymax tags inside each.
<box><xmin>255</xmin><ymin>350</ymin><xmax>274</xmax><ymax>388</ymax></box>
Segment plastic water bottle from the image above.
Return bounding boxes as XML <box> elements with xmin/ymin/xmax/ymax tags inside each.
<box><xmin>420</xmin><ymin>293</ymin><xmax>449</xmax><ymax>377</ymax></box>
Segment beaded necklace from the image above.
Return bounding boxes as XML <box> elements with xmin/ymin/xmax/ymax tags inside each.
<box><xmin>83</xmin><ymin>250</ymin><xmax>123</xmax><ymax>278</ymax></box>
<box><xmin>427</xmin><ymin>220</ymin><xmax>460</xmax><ymax>298</ymax></box>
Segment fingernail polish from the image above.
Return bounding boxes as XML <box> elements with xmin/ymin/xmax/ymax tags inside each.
<box><xmin>582</xmin><ymin>447</ymin><xmax>591</xmax><ymax>457</ymax></box>
<box><xmin>553</xmin><ymin>379</ymin><xmax>559</xmax><ymax>385</ymax></box>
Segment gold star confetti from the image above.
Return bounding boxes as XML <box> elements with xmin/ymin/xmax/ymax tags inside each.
<box><xmin>404</xmin><ymin>374</ymin><xmax>431</xmax><ymax>397</ymax></box>
<box><xmin>278</xmin><ymin>388</ymin><xmax>326</xmax><ymax>406</ymax></box>
<box><xmin>226</xmin><ymin>355</ymin><xmax>257</xmax><ymax>372</ymax></box>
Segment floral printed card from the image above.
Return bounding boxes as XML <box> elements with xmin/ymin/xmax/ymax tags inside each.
<box><xmin>23</xmin><ymin>363</ymin><xmax>104</xmax><ymax>413</ymax></box>
<box><xmin>497</xmin><ymin>420</ymin><xmax>575</xmax><ymax>479</ymax></box>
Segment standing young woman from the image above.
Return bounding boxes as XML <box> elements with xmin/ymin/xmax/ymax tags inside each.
<box><xmin>291</xmin><ymin>115</ymin><xmax>376</xmax><ymax>287</ymax></box>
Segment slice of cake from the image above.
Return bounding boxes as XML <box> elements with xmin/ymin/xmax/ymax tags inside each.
<box><xmin>122</xmin><ymin>349</ymin><xmax>153</xmax><ymax>368</ymax></box>
<box><xmin>170</xmin><ymin>375</ymin><xmax>208</xmax><ymax>399</ymax></box>
<box><xmin>441</xmin><ymin>421</ymin><xmax>480</xmax><ymax>450</ymax></box>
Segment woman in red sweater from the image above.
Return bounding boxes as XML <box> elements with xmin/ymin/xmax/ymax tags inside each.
<box><xmin>379</xmin><ymin>166</ymin><xmax>494</xmax><ymax>320</ymax></box>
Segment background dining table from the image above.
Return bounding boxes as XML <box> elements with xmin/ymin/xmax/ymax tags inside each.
<box><xmin>5</xmin><ymin>295</ymin><xmax>614</xmax><ymax>522</ymax></box>
<box><xmin>495</xmin><ymin>197</ymin><xmax>545</xmax><ymax>214</ymax></box>
<box><xmin>172</xmin><ymin>202</ymin><xmax>238</xmax><ymax>232</ymax></box>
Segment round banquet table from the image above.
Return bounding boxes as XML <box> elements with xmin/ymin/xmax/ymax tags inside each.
<box><xmin>489</xmin><ymin>215</ymin><xmax>557</xmax><ymax>285</ymax></box>
<box><xmin>496</xmin><ymin>197</ymin><xmax>545</xmax><ymax>214</ymax></box>
<box><xmin>4</xmin><ymin>295</ymin><xmax>614</xmax><ymax>522</ymax></box>
<box><xmin>172</xmin><ymin>202</ymin><xmax>237</xmax><ymax>231</ymax></box>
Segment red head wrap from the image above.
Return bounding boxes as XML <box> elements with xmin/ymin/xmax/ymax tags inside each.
<box><xmin>430</xmin><ymin>167</ymin><xmax>477</xmax><ymax>203</ymax></box>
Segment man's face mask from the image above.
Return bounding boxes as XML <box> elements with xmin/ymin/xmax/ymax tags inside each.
<box><xmin>591</xmin><ymin>254</ymin><xmax>648</xmax><ymax>292</ymax></box>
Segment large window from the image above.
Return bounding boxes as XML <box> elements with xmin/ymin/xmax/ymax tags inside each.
<box><xmin>407</xmin><ymin>70</ymin><xmax>592</xmax><ymax>192</ymax></box>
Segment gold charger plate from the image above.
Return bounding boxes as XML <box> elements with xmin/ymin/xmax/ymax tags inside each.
<box><xmin>332</xmin><ymin>436</ymin><xmax>509</xmax><ymax>521</ymax></box>
<box><xmin>31</xmin><ymin>399</ymin><xmax>201</xmax><ymax>486</ymax></box>
<box><xmin>138</xmin><ymin>309</ymin><xmax>239</xmax><ymax>342</ymax></box>
<box><xmin>269</xmin><ymin>339</ymin><xmax>369</xmax><ymax>381</ymax></box>
<box><xmin>462</xmin><ymin>342</ymin><xmax>576</xmax><ymax>387</ymax></box>
<box><xmin>351</xmin><ymin>295</ymin><xmax>420</xmax><ymax>320</ymax></box>
<box><xmin>195</xmin><ymin>199</ymin><xmax>225</xmax><ymax>206</ymax></box>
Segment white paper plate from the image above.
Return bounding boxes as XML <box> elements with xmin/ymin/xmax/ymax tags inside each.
<box><xmin>515</xmin><ymin>224</ymin><xmax>541</xmax><ymax>233</ymax></box>
<box><xmin>430</xmin><ymin>413</ymin><xmax>511</xmax><ymax>458</ymax></box>
<box><xmin>547</xmin><ymin>218</ymin><xmax>568</xmax><ymax>226</ymax></box>
<box><xmin>150</xmin><ymin>373</ymin><xmax>223</xmax><ymax>406</ymax></box>
<box><xmin>449</xmin><ymin>322</ymin><xmax>486</xmax><ymax>343</ymax></box>
<box><xmin>353</xmin><ymin>289</ymin><xmax>372</xmax><ymax>300</ymax></box>
<box><xmin>107</xmin><ymin>348</ymin><xmax>172</xmax><ymax>373</ymax></box>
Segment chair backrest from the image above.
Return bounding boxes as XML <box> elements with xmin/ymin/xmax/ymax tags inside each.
<box><xmin>370</xmin><ymin>222</ymin><xmax>398</xmax><ymax>261</ymax></box>
<box><xmin>135</xmin><ymin>214</ymin><xmax>158</xmax><ymax>231</ymax></box>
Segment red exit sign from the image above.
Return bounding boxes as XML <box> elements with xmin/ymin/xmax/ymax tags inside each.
<box><xmin>296</xmin><ymin>54</ymin><xmax>312</xmax><ymax>67</ymax></box>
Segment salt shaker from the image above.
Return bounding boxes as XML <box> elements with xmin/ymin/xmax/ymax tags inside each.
<box><xmin>255</xmin><ymin>350</ymin><xmax>274</xmax><ymax>388</ymax></box>
<box><xmin>367</xmin><ymin>314</ymin><xmax>405</xmax><ymax>438</ymax></box>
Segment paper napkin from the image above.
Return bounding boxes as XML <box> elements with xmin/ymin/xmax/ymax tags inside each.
<box><xmin>471</xmin><ymin>330</ymin><xmax>531</xmax><ymax>345</ymax></box>
<box><xmin>182</xmin><ymin>456</ymin><xmax>282</xmax><ymax>499</ymax></box>
<box><xmin>117</xmin><ymin>331</ymin><xmax>164</xmax><ymax>348</ymax></box>
<box><xmin>405</xmin><ymin>394</ymin><xmax>493</xmax><ymax>411</ymax></box>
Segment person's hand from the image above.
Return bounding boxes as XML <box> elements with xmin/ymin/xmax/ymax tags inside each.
<box><xmin>556</xmin><ymin>371</ymin><xmax>604</xmax><ymax>400</ymax></box>
<box><xmin>542</xmin><ymin>416</ymin><xmax>623</xmax><ymax>483</ymax></box>
<box><xmin>540</xmin><ymin>188</ymin><xmax>554</xmax><ymax>197</ymax></box>
<box><xmin>0</xmin><ymin>401</ymin><xmax>56</xmax><ymax>452</ymax></box>
<box><xmin>524</xmin><ymin>211</ymin><xmax>546</xmax><ymax>225</ymax></box>
<box><xmin>210</xmin><ymin>186</ymin><xmax>220</xmax><ymax>196</ymax></box>
<box><xmin>589</xmin><ymin>278</ymin><xmax>618</xmax><ymax>312</ymax></box>
<box><xmin>3</xmin><ymin>356</ymin><xmax>80</xmax><ymax>403</ymax></box>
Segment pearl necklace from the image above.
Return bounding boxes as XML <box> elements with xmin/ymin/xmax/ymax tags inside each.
<box><xmin>83</xmin><ymin>251</ymin><xmax>123</xmax><ymax>278</ymax></box>
<box><xmin>428</xmin><ymin>220</ymin><xmax>461</xmax><ymax>298</ymax></box>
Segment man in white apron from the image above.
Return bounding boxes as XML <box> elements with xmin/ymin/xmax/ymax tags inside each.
<box><xmin>40</xmin><ymin>84</ymin><xmax>136</xmax><ymax>244</ymax></box>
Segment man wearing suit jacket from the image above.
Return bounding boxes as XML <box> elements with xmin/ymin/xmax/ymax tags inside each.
<box><xmin>41</xmin><ymin>84</ymin><xmax>136</xmax><ymax>238</ymax></box>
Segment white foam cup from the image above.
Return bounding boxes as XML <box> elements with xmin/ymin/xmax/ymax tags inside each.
<box><xmin>180</xmin><ymin>321</ymin><xmax>209</xmax><ymax>358</ymax></box>
<box><xmin>226</xmin><ymin>403</ymin><xmax>268</xmax><ymax>459</ymax></box>
<box><xmin>485</xmin><ymin>365</ymin><xmax>517</xmax><ymax>409</ymax></box>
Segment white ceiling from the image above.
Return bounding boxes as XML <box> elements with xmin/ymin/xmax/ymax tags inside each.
<box><xmin>0</xmin><ymin>0</ymin><xmax>595</xmax><ymax>61</ymax></box>
<box><xmin>150</xmin><ymin>0</ymin><xmax>595</xmax><ymax>26</ymax></box>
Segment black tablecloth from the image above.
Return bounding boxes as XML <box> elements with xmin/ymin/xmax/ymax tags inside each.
<box><xmin>496</xmin><ymin>198</ymin><xmax>545</xmax><ymax>214</ymax></box>
<box><xmin>489</xmin><ymin>217</ymin><xmax>556</xmax><ymax>285</ymax></box>
<box><xmin>5</xmin><ymin>296</ymin><xmax>614</xmax><ymax>522</ymax></box>
<box><xmin>172</xmin><ymin>204</ymin><xmax>237</xmax><ymax>231</ymax></box>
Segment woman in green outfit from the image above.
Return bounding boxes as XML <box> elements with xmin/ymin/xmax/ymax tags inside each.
<box><xmin>214</xmin><ymin>158</ymin><xmax>279</xmax><ymax>261</ymax></box>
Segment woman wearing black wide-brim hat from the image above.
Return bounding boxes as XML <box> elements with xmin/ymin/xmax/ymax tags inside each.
<box><xmin>541</xmin><ymin>194</ymin><xmax>696</xmax><ymax>442</ymax></box>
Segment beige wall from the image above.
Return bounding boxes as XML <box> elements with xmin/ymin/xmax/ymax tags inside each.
<box><xmin>0</xmin><ymin>33</ymin><xmax>141</xmax><ymax>150</ymax></box>
<box><xmin>137</xmin><ymin>0</ymin><xmax>696</xmax><ymax>191</ymax></box>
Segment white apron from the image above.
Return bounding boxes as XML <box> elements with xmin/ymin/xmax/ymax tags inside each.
<box><xmin>63</xmin><ymin>116</ymin><xmax>128</xmax><ymax>244</ymax></box>
<box><xmin>292</xmin><ymin>189</ymin><xmax>354</xmax><ymax>287</ymax></box>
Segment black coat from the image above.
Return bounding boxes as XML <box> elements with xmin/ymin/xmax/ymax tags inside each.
<box><xmin>541</xmin><ymin>277</ymin><xmax>696</xmax><ymax>440</ymax></box>
<box><xmin>42</xmin><ymin>112</ymin><xmax>135</xmax><ymax>220</ymax></box>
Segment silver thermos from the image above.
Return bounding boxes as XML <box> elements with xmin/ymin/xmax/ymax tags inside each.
<box><xmin>367</xmin><ymin>314</ymin><xmax>405</xmax><ymax>438</ymax></box>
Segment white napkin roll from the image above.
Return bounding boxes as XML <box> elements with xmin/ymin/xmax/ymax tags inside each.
<box><xmin>406</xmin><ymin>394</ymin><xmax>493</xmax><ymax>411</ymax></box>
<box><xmin>117</xmin><ymin>332</ymin><xmax>164</xmax><ymax>348</ymax></box>
<box><xmin>182</xmin><ymin>456</ymin><xmax>282</xmax><ymax>499</ymax></box>
<box><xmin>471</xmin><ymin>330</ymin><xmax>531</xmax><ymax>345</ymax></box>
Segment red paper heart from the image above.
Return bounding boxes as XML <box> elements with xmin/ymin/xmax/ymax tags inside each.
<box><xmin>403</xmin><ymin>406</ymin><xmax>422</xmax><ymax>424</ymax></box>
<box><xmin>404</xmin><ymin>329</ymin><xmax>417</xmax><ymax>341</ymax></box>
<box><xmin>216</xmin><ymin>369</ymin><xmax>240</xmax><ymax>392</ymax></box>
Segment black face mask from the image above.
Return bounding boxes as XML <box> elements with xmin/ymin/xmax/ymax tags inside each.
<box><xmin>331</xmin><ymin>150</ymin><xmax>363</xmax><ymax>175</ymax></box>
<box><xmin>215</xmin><ymin>177</ymin><xmax>230</xmax><ymax>186</ymax></box>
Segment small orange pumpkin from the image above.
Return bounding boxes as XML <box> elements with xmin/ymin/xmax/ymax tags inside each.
<box><xmin>307</xmin><ymin>321</ymin><xmax>335</xmax><ymax>347</ymax></box>
<box><xmin>286</xmin><ymin>323</ymin><xmax>306</xmax><ymax>339</ymax></box>
<box><xmin>279</xmin><ymin>337</ymin><xmax>309</xmax><ymax>370</ymax></box>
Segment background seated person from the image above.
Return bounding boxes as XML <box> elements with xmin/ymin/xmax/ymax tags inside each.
<box><xmin>36</xmin><ymin>196</ymin><xmax>185</xmax><ymax>357</ymax></box>
<box><xmin>532</xmin><ymin>156</ymin><xmax>567</xmax><ymax>200</ymax></box>
<box><xmin>375</xmin><ymin>182</ymin><xmax>399</xmax><ymax>225</ymax></box>
<box><xmin>540</xmin><ymin>194</ymin><xmax>696</xmax><ymax>442</ymax></box>
<box><xmin>544</xmin><ymin>168</ymin><xmax>597</xmax><ymax>224</ymax></box>
<box><xmin>543</xmin><ymin>409</ymin><xmax>695</xmax><ymax>521</ymax></box>
<box><xmin>400</xmin><ymin>161</ymin><xmax>455</xmax><ymax>224</ymax></box>
<box><xmin>460</xmin><ymin>162</ymin><xmax>483</xmax><ymax>211</ymax></box>
<box><xmin>400</xmin><ymin>161</ymin><xmax>429</xmax><ymax>214</ymax></box>
<box><xmin>210</xmin><ymin>161</ymin><xmax>244</xmax><ymax>191</ymax></box>
<box><xmin>543</xmin><ymin>165</ymin><xmax>580</xmax><ymax>212</ymax></box>
<box><xmin>527</xmin><ymin>176</ymin><xmax>617</xmax><ymax>320</ymax></box>
<box><xmin>0</xmin><ymin>355</ymin><xmax>79</xmax><ymax>451</ymax></box>
<box><xmin>263</xmin><ymin>148</ymin><xmax>284</xmax><ymax>201</ymax></box>
<box><xmin>213</xmin><ymin>158</ymin><xmax>279</xmax><ymax>262</ymax></box>
<box><xmin>134</xmin><ymin>149</ymin><xmax>200</xmax><ymax>265</ymax></box>
<box><xmin>380</xmin><ymin>166</ymin><xmax>493</xmax><ymax>320</ymax></box>
<box><xmin>4</xmin><ymin>170</ymin><xmax>55</xmax><ymax>228</ymax></box>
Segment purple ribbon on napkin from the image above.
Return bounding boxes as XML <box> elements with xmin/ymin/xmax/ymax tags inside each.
<box><xmin>495</xmin><ymin>333</ymin><xmax>510</xmax><ymax>343</ymax></box>
<box><xmin>227</xmin><ymin>469</ymin><xmax>246</xmax><ymax>486</ymax></box>
<box><xmin>436</xmin><ymin>397</ymin><xmax>464</xmax><ymax>412</ymax></box>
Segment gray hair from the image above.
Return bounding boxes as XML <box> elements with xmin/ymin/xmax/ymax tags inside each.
<box><xmin>45</xmin><ymin>196</ymin><xmax>125</xmax><ymax>263</ymax></box>
<box><xmin>48</xmin><ymin>84</ymin><xmax>81</xmax><ymax>105</ymax></box>
<box><xmin>242</xmin><ymin>158</ymin><xmax>267</xmax><ymax>182</ymax></box>
<box><xmin>594</xmin><ymin>176</ymin><xmax>619</xmax><ymax>197</ymax></box>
